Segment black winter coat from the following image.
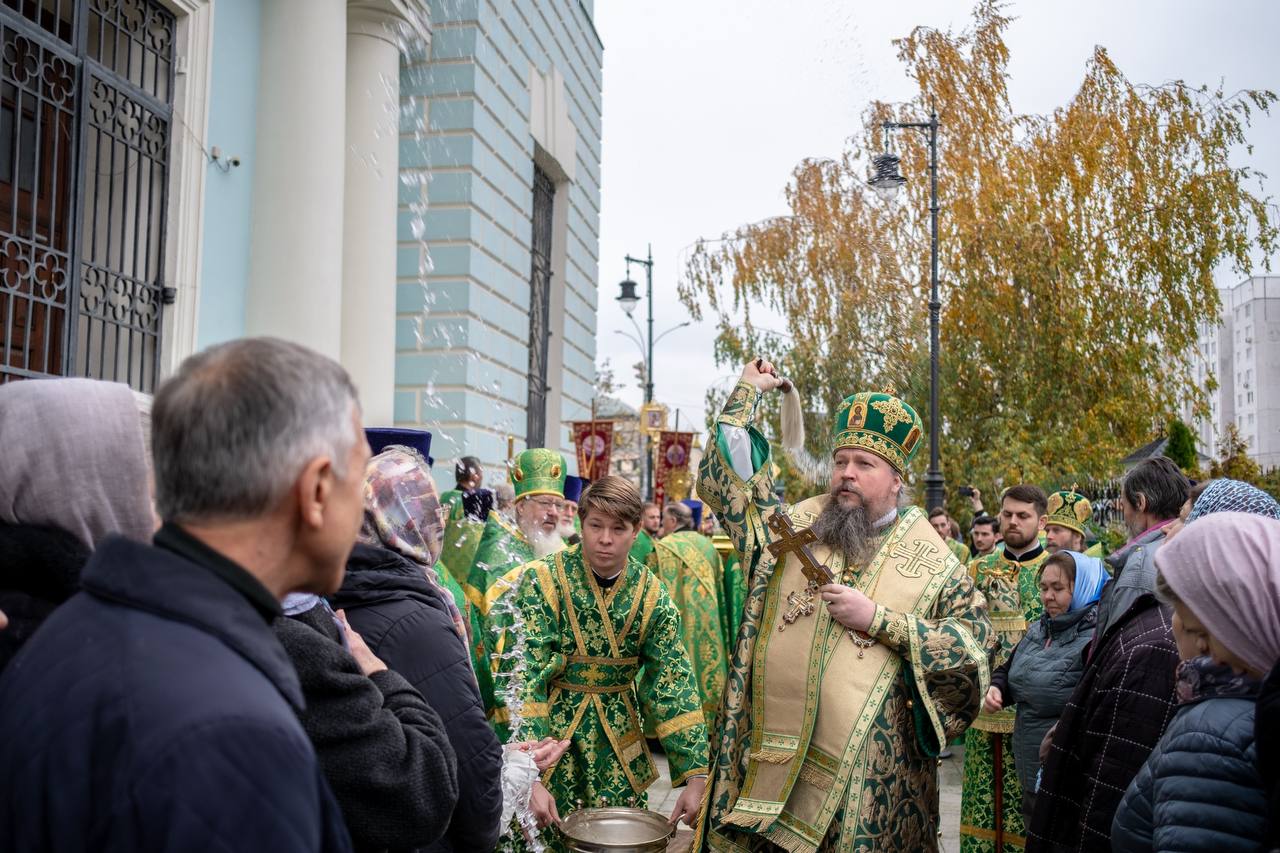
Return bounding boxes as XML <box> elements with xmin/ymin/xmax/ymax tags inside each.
<box><xmin>1112</xmin><ymin>693</ymin><xmax>1264</xmax><ymax>852</ymax></box>
<box><xmin>0</xmin><ymin>535</ymin><xmax>352</xmax><ymax>852</ymax></box>
<box><xmin>1257</xmin><ymin>661</ymin><xmax>1280</xmax><ymax>852</ymax></box>
<box><xmin>331</xmin><ymin>544</ymin><xmax>503</xmax><ymax>853</ymax></box>
<box><xmin>0</xmin><ymin>522</ymin><xmax>90</xmax><ymax>672</ymax></box>
<box><xmin>276</xmin><ymin>603</ymin><xmax>460</xmax><ymax>851</ymax></box>
<box><xmin>1025</xmin><ymin>594</ymin><xmax>1179</xmax><ymax>852</ymax></box>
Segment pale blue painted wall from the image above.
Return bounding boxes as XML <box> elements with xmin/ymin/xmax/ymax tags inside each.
<box><xmin>195</xmin><ymin>0</ymin><xmax>261</xmax><ymax>348</ymax></box>
<box><xmin>398</xmin><ymin>0</ymin><xmax>603</xmax><ymax>483</ymax></box>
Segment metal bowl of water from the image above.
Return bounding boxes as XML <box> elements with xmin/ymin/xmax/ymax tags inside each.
<box><xmin>559</xmin><ymin>807</ymin><xmax>675</xmax><ymax>853</ymax></box>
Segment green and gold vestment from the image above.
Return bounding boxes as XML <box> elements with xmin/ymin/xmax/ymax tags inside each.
<box><xmin>647</xmin><ymin>529</ymin><xmax>729</xmax><ymax>724</ymax></box>
<box><xmin>501</xmin><ymin>545</ymin><xmax>709</xmax><ymax>850</ymax></box>
<box><xmin>692</xmin><ymin>382</ymin><xmax>994</xmax><ymax>853</ymax></box>
<box><xmin>713</xmin><ymin>534</ymin><xmax>748</xmax><ymax>653</ymax></box>
<box><xmin>629</xmin><ymin>528</ymin><xmax>655</xmax><ymax>565</ymax></box>
<box><xmin>465</xmin><ymin>510</ymin><xmax>536</xmax><ymax>721</ymax></box>
<box><xmin>959</xmin><ymin>546</ymin><xmax>1049</xmax><ymax>852</ymax></box>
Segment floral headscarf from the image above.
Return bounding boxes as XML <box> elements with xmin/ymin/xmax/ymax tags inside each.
<box><xmin>359</xmin><ymin>447</ymin><xmax>465</xmax><ymax>641</ymax></box>
<box><xmin>1186</xmin><ymin>479</ymin><xmax>1280</xmax><ymax>524</ymax></box>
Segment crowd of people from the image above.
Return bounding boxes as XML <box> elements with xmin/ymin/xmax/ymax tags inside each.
<box><xmin>0</xmin><ymin>340</ymin><xmax>1278</xmax><ymax>853</ymax></box>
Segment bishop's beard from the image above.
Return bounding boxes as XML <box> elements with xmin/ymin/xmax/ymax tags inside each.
<box><xmin>529</xmin><ymin>528</ymin><xmax>566</xmax><ymax>558</ymax></box>
<box><xmin>810</xmin><ymin>493</ymin><xmax>878</xmax><ymax>568</ymax></box>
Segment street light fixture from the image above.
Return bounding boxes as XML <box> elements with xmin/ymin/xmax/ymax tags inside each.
<box><xmin>614</xmin><ymin>246</ymin><xmax>689</xmax><ymax>500</ymax></box>
<box><xmin>872</xmin><ymin>108</ymin><xmax>945</xmax><ymax>513</ymax></box>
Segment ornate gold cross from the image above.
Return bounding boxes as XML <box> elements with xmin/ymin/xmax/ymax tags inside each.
<box><xmin>766</xmin><ymin>509</ymin><xmax>834</xmax><ymax>586</ymax></box>
<box><xmin>779</xmin><ymin>582</ymin><xmax>818</xmax><ymax>630</ymax></box>
<box><xmin>888</xmin><ymin>539</ymin><xmax>945</xmax><ymax>579</ymax></box>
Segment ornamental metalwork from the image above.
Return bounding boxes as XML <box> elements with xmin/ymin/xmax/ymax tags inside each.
<box><xmin>0</xmin><ymin>0</ymin><xmax>174</xmax><ymax>391</ymax></box>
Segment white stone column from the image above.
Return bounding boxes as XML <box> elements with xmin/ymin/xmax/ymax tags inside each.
<box><xmin>339</xmin><ymin>1</ymin><xmax>417</xmax><ymax>425</ymax></box>
<box><xmin>245</xmin><ymin>0</ymin><xmax>347</xmax><ymax>358</ymax></box>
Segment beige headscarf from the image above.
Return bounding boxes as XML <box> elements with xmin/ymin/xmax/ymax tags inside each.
<box><xmin>0</xmin><ymin>378</ymin><xmax>154</xmax><ymax>547</ymax></box>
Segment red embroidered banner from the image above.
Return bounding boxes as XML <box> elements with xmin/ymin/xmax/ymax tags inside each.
<box><xmin>654</xmin><ymin>431</ymin><xmax>695</xmax><ymax>507</ymax></box>
<box><xmin>571</xmin><ymin>420</ymin><xmax>614</xmax><ymax>481</ymax></box>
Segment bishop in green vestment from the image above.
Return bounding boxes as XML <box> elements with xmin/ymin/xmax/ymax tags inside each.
<box><xmin>500</xmin><ymin>476</ymin><xmax>710</xmax><ymax>850</ymax></box>
<box><xmin>960</xmin><ymin>485</ymin><xmax>1050</xmax><ymax>853</ymax></box>
<box><xmin>465</xmin><ymin>449</ymin><xmax>568</xmax><ymax>724</ymax></box>
<box><xmin>648</xmin><ymin>499</ymin><xmax>730</xmax><ymax>725</ymax></box>
<box><xmin>694</xmin><ymin>362</ymin><xmax>994</xmax><ymax>853</ymax></box>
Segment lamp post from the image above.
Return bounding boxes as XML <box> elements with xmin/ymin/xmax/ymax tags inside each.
<box><xmin>616</xmin><ymin>245</ymin><xmax>690</xmax><ymax>500</ymax></box>
<box><xmin>869</xmin><ymin>108</ymin><xmax>944</xmax><ymax>513</ymax></box>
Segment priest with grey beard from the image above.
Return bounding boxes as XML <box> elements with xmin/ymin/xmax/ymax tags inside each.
<box><xmin>690</xmin><ymin>359</ymin><xmax>995</xmax><ymax>853</ymax></box>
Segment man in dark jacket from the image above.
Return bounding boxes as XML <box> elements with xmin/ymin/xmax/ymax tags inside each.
<box><xmin>332</xmin><ymin>542</ymin><xmax>504</xmax><ymax>852</ymax></box>
<box><xmin>0</xmin><ymin>338</ymin><xmax>371</xmax><ymax>852</ymax></box>
<box><xmin>1026</xmin><ymin>594</ymin><xmax>1179</xmax><ymax>852</ymax></box>
<box><xmin>277</xmin><ymin>598</ymin><xmax>460</xmax><ymax>851</ymax></box>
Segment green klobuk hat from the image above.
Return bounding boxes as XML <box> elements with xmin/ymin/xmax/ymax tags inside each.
<box><xmin>831</xmin><ymin>390</ymin><xmax>924</xmax><ymax>475</ymax></box>
<box><xmin>1045</xmin><ymin>488</ymin><xmax>1092</xmax><ymax>536</ymax></box>
<box><xmin>509</xmin><ymin>448</ymin><xmax>567</xmax><ymax>501</ymax></box>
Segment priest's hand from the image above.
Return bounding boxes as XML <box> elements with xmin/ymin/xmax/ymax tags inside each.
<box><xmin>529</xmin><ymin>781</ymin><xmax>561</xmax><ymax>830</ymax></box>
<box><xmin>983</xmin><ymin>686</ymin><xmax>1003</xmax><ymax>713</ymax></box>
<box><xmin>669</xmin><ymin>775</ymin><xmax>707</xmax><ymax>827</ymax></box>
<box><xmin>516</xmin><ymin>737</ymin><xmax>572</xmax><ymax>772</ymax></box>
<box><xmin>741</xmin><ymin>358</ymin><xmax>786</xmax><ymax>393</ymax></box>
<box><xmin>819</xmin><ymin>584</ymin><xmax>876</xmax><ymax>633</ymax></box>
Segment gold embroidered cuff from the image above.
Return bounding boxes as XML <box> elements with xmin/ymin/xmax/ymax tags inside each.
<box><xmin>872</xmin><ymin>607</ymin><xmax>914</xmax><ymax>656</ymax></box>
<box><xmin>671</xmin><ymin>766</ymin><xmax>710</xmax><ymax>788</ymax></box>
<box><xmin>656</xmin><ymin>709</ymin><xmax>706</xmax><ymax>740</ymax></box>
<box><xmin>717</xmin><ymin>382</ymin><xmax>760</xmax><ymax>429</ymax></box>
<box><xmin>489</xmin><ymin>702</ymin><xmax>549</xmax><ymax>724</ymax></box>
<box><xmin>866</xmin><ymin>605</ymin><xmax>887</xmax><ymax>638</ymax></box>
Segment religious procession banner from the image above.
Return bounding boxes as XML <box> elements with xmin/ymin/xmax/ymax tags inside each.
<box><xmin>654</xmin><ymin>430</ymin><xmax>695</xmax><ymax>506</ymax></box>
<box><xmin>571</xmin><ymin>420</ymin><xmax>614</xmax><ymax>481</ymax></box>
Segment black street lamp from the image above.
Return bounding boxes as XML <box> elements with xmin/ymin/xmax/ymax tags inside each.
<box><xmin>870</xmin><ymin>109</ymin><xmax>945</xmax><ymax>513</ymax></box>
<box><xmin>616</xmin><ymin>245</ymin><xmax>689</xmax><ymax>500</ymax></box>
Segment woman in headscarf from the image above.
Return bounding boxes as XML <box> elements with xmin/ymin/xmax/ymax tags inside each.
<box><xmin>1112</xmin><ymin>513</ymin><xmax>1278</xmax><ymax>852</ymax></box>
<box><xmin>331</xmin><ymin>446</ymin><xmax>504</xmax><ymax>852</ymax></box>
<box><xmin>984</xmin><ymin>550</ymin><xmax>1109</xmax><ymax>826</ymax></box>
<box><xmin>0</xmin><ymin>378</ymin><xmax>154</xmax><ymax>671</ymax></box>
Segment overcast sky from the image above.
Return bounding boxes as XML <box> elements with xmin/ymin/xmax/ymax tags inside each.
<box><xmin>591</xmin><ymin>0</ymin><xmax>1280</xmax><ymax>427</ymax></box>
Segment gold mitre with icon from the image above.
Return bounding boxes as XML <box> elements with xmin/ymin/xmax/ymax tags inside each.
<box><xmin>830</xmin><ymin>388</ymin><xmax>924</xmax><ymax>474</ymax></box>
<box><xmin>1045</xmin><ymin>487</ymin><xmax>1092</xmax><ymax>535</ymax></box>
<box><xmin>509</xmin><ymin>448</ymin><xmax>567</xmax><ymax>501</ymax></box>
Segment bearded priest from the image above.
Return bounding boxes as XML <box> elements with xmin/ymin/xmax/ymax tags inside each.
<box><xmin>692</xmin><ymin>359</ymin><xmax>994</xmax><ymax>853</ymax></box>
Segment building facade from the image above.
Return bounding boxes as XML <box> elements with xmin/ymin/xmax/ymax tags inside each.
<box><xmin>0</xmin><ymin>0</ymin><xmax>603</xmax><ymax>484</ymax></box>
<box><xmin>1182</xmin><ymin>275</ymin><xmax>1280</xmax><ymax>468</ymax></box>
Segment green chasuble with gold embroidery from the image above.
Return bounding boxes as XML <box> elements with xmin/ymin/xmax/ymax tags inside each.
<box><xmin>647</xmin><ymin>530</ymin><xmax>729</xmax><ymax>725</ymax></box>
<box><xmin>959</xmin><ymin>546</ymin><xmax>1049</xmax><ymax>852</ymax></box>
<box><xmin>499</xmin><ymin>545</ymin><xmax>709</xmax><ymax>850</ymax></box>
<box><xmin>466</xmin><ymin>510</ymin><xmax>535</xmax><ymax>723</ymax></box>
<box><xmin>713</xmin><ymin>534</ymin><xmax>748</xmax><ymax>651</ymax></box>
<box><xmin>692</xmin><ymin>382</ymin><xmax>994</xmax><ymax>853</ymax></box>
<box><xmin>629</xmin><ymin>528</ymin><xmax>655</xmax><ymax>566</ymax></box>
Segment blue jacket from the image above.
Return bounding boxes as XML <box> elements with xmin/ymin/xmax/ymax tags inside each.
<box><xmin>0</xmin><ymin>535</ymin><xmax>352</xmax><ymax>852</ymax></box>
<box><xmin>1112</xmin><ymin>693</ymin><xmax>1265</xmax><ymax>852</ymax></box>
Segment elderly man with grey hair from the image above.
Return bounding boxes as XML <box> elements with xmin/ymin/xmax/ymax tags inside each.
<box><xmin>0</xmin><ymin>337</ymin><xmax>367</xmax><ymax>852</ymax></box>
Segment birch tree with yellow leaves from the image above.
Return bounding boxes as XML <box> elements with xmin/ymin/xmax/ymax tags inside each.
<box><xmin>682</xmin><ymin>2</ymin><xmax>1275</xmax><ymax>492</ymax></box>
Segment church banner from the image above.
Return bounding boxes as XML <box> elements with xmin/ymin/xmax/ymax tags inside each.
<box><xmin>654</xmin><ymin>430</ymin><xmax>696</xmax><ymax>507</ymax></box>
<box><xmin>571</xmin><ymin>420</ymin><xmax>614</xmax><ymax>482</ymax></box>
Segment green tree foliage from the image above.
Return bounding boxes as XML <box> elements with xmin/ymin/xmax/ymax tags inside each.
<box><xmin>1165</xmin><ymin>419</ymin><xmax>1199</xmax><ymax>473</ymax></box>
<box><xmin>679</xmin><ymin>2</ymin><xmax>1275</xmax><ymax>491</ymax></box>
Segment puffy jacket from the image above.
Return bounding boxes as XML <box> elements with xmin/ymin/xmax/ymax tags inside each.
<box><xmin>331</xmin><ymin>544</ymin><xmax>503</xmax><ymax>853</ymax></box>
<box><xmin>1259</xmin><ymin>661</ymin><xmax>1280</xmax><ymax>851</ymax></box>
<box><xmin>1112</xmin><ymin>696</ymin><xmax>1265</xmax><ymax>852</ymax></box>
<box><xmin>995</xmin><ymin>602</ymin><xmax>1097</xmax><ymax>799</ymax></box>
<box><xmin>1096</xmin><ymin>525</ymin><xmax>1168</xmax><ymax>635</ymax></box>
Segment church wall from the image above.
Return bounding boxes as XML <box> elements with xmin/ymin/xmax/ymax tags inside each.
<box><xmin>194</xmin><ymin>0</ymin><xmax>262</xmax><ymax>349</ymax></box>
<box><xmin>397</xmin><ymin>0</ymin><xmax>603</xmax><ymax>484</ymax></box>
